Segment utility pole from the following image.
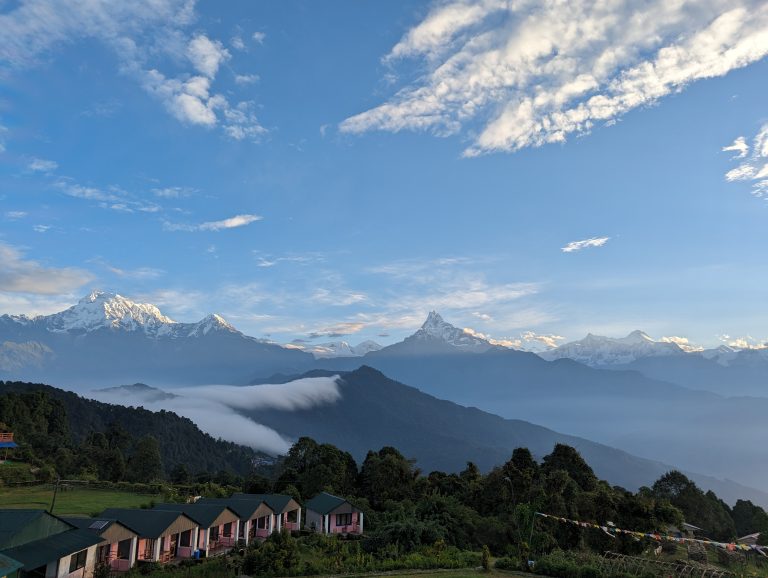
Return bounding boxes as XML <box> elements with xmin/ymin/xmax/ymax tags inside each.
<box><xmin>49</xmin><ymin>477</ymin><xmax>61</xmax><ymax>514</ymax></box>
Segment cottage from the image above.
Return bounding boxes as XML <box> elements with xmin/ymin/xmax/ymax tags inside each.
<box><xmin>62</xmin><ymin>518</ymin><xmax>138</xmax><ymax>573</ymax></box>
<box><xmin>304</xmin><ymin>493</ymin><xmax>364</xmax><ymax>535</ymax></box>
<box><xmin>197</xmin><ymin>497</ymin><xmax>275</xmax><ymax>544</ymax></box>
<box><xmin>0</xmin><ymin>434</ymin><xmax>17</xmax><ymax>463</ymax></box>
<box><xmin>230</xmin><ymin>494</ymin><xmax>302</xmax><ymax>533</ymax></box>
<box><xmin>153</xmin><ymin>503</ymin><xmax>240</xmax><ymax>557</ymax></box>
<box><xmin>100</xmin><ymin>509</ymin><xmax>198</xmax><ymax>564</ymax></box>
<box><xmin>0</xmin><ymin>509</ymin><xmax>102</xmax><ymax>578</ymax></box>
<box><xmin>1</xmin><ymin>527</ymin><xmax>101</xmax><ymax>578</ymax></box>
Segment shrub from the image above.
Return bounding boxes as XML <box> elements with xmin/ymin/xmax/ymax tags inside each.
<box><xmin>495</xmin><ymin>556</ymin><xmax>521</xmax><ymax>571</ymax></box>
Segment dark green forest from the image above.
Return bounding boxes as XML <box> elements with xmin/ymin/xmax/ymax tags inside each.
<box><xmin>0</xmin><ymin>381</ymin><xmax>265</xmax><ymax>482</ymax></box>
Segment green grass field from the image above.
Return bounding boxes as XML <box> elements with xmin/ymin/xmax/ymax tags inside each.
<box><xmin>0</xmin><ymin>485</ymin><xmax>159</xmax><ymax>516</ymax></box>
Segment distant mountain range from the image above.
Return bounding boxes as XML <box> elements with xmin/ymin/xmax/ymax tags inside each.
<box><xmin>541</xmin><ymin>330</ymin><xmax>768</xmax><ymax>396</ymax></box>
<box><xmin>2</xmin><ymin>293</ymin><xmax>768</xmax><ymax>494</ymax></box>
<box><xmin>0</xmin><ymin>291</ymin><xmax>313</xmax><ymax>386</ymax></box>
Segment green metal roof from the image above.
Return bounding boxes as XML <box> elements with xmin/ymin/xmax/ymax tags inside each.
<box><xmin>0</xmin><ymin>553</ymin><xmax>22</xmax><ymax>575</ymax></box>
<box><xmin>152</xmin><ymin>503</ymin><xmax>235</xmax><ymax>528</ymax></box>
<box><xmin>100</xmin><ymin>509</ymin><xmax>193</xmax><ymax>539</ymax></box>
<box><xmin>197</xmin><ymin>497</ymin><xmax>272</xmax><ymax>520</ymax></box>
<box><xmin>60</xmin><ymin>517</ymin><xmax>118</xmax><ymax>534</ymax></box>
<box><xmin>0</xmin><ymin>509</ymin><xmax>73</xmax><ymax>550</ymax></box>
<box><xmin>231</xmin><ymin>493</ymin><xmax>297</xmax><ymax>513</ymax></box>
<box><xmin>305</xmin><ymin>492</ymin><xmax>359</xmax><ymax>515</ymax></box>
<box><xmin>1</xmin><ymin>529</ymin><xmax>101</xmax><ymax>571</ymax></box>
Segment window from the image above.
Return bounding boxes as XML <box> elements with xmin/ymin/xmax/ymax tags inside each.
<box><xmin>180</xmin><ymin>529</ymin><xmax>192</xmax><ymax>547</ymax></box>
<box><xmin>69</xmin><ymin>549</ymin><xmax>88</xmax><ymax>573</ymax></box>
<box><xmin>256</xmin><ymin>516</ymin><xmax>268</xmax><ymax>529</ymax></box>
<box><xmin>335</xmin><ymin>513</ymin><xmax>352</xmax><ymax>527</ymax></box>
<box><xmin>223</xmin><ymin>522</ymin><xmax>232</xmax><ymax>537</ymax></box>
<box><xmin>210</xmin><ymin>526</ymin><xmax>220</xmax><ymax>540</ymax></box>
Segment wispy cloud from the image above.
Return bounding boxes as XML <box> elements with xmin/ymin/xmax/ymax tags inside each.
<box><xmin>56</xmin><ymin>179</ymin><xmax>161</xmax><ymax>213</ymax></box>
<box><xmin>152</xmin><ymin>186</ymin><xmax>195</xmax><ymax>199</ymax></box>
<box><xmin>28</xmin><ymin>158</ymin><xmax>58</xmax><ymax>172</ymax></box>
<box><xmin>562</xmin><ymin>236</ymin><xmax>610</xmax><ymax>253</ymax></box>
<box><xmin>235</xmin><ymin>73</ymin><xmax>259</xmax><ymax>85</ymax></box>
<box><xmin>341</xmin><ymin>1</ymin><xmax>768</xmax><ymax>156</ymax></box>
<box><xmin>5</xmin><ymin>211</ymin><xmax>27</xmax><ymax>220</ymax></box>
<box><xmin>0</xmin><ymin>243</ymin><xmax>93</xmax><ymax>295</ymax></box>
<box><xmin>722</xmin><ymin>136</ymin><xmax>750</xmax><ymax>158</ymax></box>
<box><xmin>723</xmin><ymin>123</ymin><xmax>768</xmax><ymax>198</ymax></box>
<box><xmin>252</xmin><ymin>31</ymin><xmax>266</xmax><ymax>44</ymax></box>
<box><xmin>165</xmin><ymin>213</ymin><xmax>262</xmax><ymax>232</ymax></box>
<box><xmin>718</xmin><ymin>333</ymin><xmax>768</xmax><ymax>349</ymax></box>
<box><xmin>91</xmin><ymin>258</ymin><xmax>165</xmax><ymax>280</ymax></box>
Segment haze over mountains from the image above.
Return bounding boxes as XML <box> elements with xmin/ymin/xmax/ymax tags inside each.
<box><xmin>2</xmin><ymin>292</ymin><xmax>768</xmax><ymax>500</ymax></box>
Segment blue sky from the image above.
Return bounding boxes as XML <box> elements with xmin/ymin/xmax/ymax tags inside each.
<box><xmin>1</xmin><ymin>0</ymin><xmax>767</xmax><ymax>350</ymax></box>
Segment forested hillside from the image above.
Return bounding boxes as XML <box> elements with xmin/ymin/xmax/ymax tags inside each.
<box><xmin>0</xmin><ymin>381</ymin><xmax>268</xmax><ymax>480</ymax></box>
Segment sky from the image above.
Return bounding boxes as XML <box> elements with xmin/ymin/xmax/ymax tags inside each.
<box><xmin>1</xmin><ymin>0</ymin><xmax>767</xmax><ymax>351</ymax></box>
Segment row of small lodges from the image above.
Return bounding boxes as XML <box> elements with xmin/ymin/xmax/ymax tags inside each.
<box><xmin>0</xmin><ymin>491</ymin><xmax>363</xmax><ymax>578</ymax></box>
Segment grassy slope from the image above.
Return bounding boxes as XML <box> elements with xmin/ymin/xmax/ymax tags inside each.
<box><xmin>0</xmin><ymin>485</ymin><xmax>158</xmax><ymax>516</ymax></box>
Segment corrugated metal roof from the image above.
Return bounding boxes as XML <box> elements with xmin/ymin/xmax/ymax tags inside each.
<box><xmin>231</xmin><ymin>493</ymin><xmax>296</xmax><ymax>513</ymax></box>
<box><xmin>61</xmin><ymin>517</ymin><xmax>114</xmax><ymax>533</ymax></box>
<box><xmin>197</xmin><ymin>497</ymin><xmax>272</xmax><ymax>519</ymax></box>
<box><xmin>100</xmin><ymin>509</ymin><xmax>192</xmax><ymax>539</ymax></box>
<box><xmin>1</xmin><ymin>529</ymin><xmax>101</xmax><ymax>571</ymax></box>
<box><xmin>0</xmin><ymin>509</ymin><xmax>73</xmax><ymax>550</ymax></box>
<box><xmin>305</xmin><ymin>492</ymin><xmax>358</xmax><ymax>515</ymax></box>
<box><xmin>152</xmin><ymin>503</ymin><xmax>235</xmax><ymax>528</ymax></box>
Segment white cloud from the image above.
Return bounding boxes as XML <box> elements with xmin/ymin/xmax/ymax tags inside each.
<box><xmin>55</xmin><ymin>179</ymin><xmax>160</xmax><ymax>213</ymax></box>
<box><xmin>0</xmin><ymin>243</ymin><xmax>93</xmax><ymax>294</ymax></box>
<box><xmin>562</xmin><ymin>236</ymin><xmax>610</xmax><ymax>253</ymax></box>
<box><xmin>718</xmin><ymin>334</ymin><xmax>768</xmax><ymax>349</ymax></box>
<box><xmin>723</xmin><ymin>123</ymin><xmax>768</xmax><ymax>198</ymax></box>
<box><xmin>28</xmin><ymin>158</ymin><xmax>58</xmax><ymax>172</ymax></box>
<box><xmin>152</xmin><ymin>186</ymin><xmax>195</xmax><ymax>199</ymax></box>
<box><xmin>5</xmin><ymin>211</ymin><xmax>27</xmax><ymax>219</ymax></box>
<box><xmin>187</xmin><ymin>34</ymin><xmax>230</xmax><ymax>78</ymax></box>
<box><xmin>165</xmin><ymin>213</ymin><xmax>263</xmax><ymax>232</ymax></box>
<box><xmin>252</xmin><ymin>31</ymin><xmax>266</xmax><ymax>44</ymax></box>
<box><xmin>722</xmin><ymin>136</ymin><xmax>749</xmax><ymax>158</ymax></box>
<box><xmin>92</xmin><ymin>376</ymin><xmax>342</xmax><ymax>455</ymax></box>
<box><xmin>32</xmin><ymin>225</ymin><xmax>51</xmax><ymax>233</ymax></box>
<box><xmin>235</xmin><ymin>73</ymin><xmax>259</xmax><ymax>85</ymax></box>
<box><xmin>519</xmin><ymin>331</ymin><xmax>565</xmax><ymax>350</ymax></box>
<box><xmin>0</xmin><ymin>2</ymin><xmax>266</xmax><ymax>141</ymax></box>
<box><xmin>660</xmin><ymin>335</ymin><xmax>703</xmax><ymax>352</ymax></box>
<box><xmin>231</xmin><ymin>35</ymin><xmax>245</xmax><ymax>51</ymax></box>
<box><xmin>104</xmin><ymin>264</ymin><xmax>164</xmax><ymax>280</ymax></box>
<box><xmin>341</xmin><ymin>1</ymin><xmax>768</xmax><ymax>156</ymax></box>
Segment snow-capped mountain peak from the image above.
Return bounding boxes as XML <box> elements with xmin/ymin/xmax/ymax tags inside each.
<box><xmin>540</xmin><ymin>330</ymin><xmax>685</xmax><ymax>366</ymax></box>
<box><xmin>410</xmin><ymin>311</ymin><xmax>495</xmax><ymax>352</ymax></box>
<box><xmin>187</xmin><ymin>313</ymin><xmax>238</xmax><ymax>337</ymax></box>
<box><xmin>308</xmin><ymin>339</ymin><xmax>383</xmax><ymax>358</ymax></box>
<box><xmin>44</xmin><ymin>290</ymin><xmax>177</xmax><ymax>335</ymax></box>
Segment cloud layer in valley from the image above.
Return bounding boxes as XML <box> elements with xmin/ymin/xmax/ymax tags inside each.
<box><xmin>92</xmin><ymin>376</ymin><xmax>342</xmax><ymax>455</ymax></box>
